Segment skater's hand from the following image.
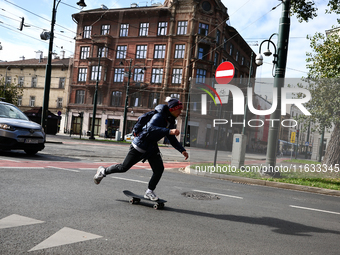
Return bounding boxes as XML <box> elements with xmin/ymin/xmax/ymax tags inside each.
<box><xmin>182</xmin><ymin>151</ymin><xmax>189</xmax><ymax>160</ymax></box>
<box><xmin>169</xmin><ymin>129</ymin><xmax>180</xmax><ymax>136</ymax></box>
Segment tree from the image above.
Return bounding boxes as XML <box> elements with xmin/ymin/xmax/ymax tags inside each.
<box><xmin>296</xmin><ymin>32</ymin><xmax>340</xmax><ymax>166</ymax></box>
<box><xmin>291</xmin><ymin>0</ymin><xmax>340</xmax><ymax>23</ymax></box>
<box><xmin>0</xmin><ymin>78</ymin><xmax>23</xmax><ymax>105</ymax></box>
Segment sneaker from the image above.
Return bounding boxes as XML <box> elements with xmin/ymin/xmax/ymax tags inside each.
<box><xmin>94</xmin><ymin>166</ymin><xmax>106</xmax><ymax>185</ymax></box>
<box><xmin>144</xmin><ymin>190</ymin><xmax>159</xmax><ymax>201</ymax></box>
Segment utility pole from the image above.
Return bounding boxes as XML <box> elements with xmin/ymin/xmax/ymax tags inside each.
<box><xmin>122</xmin><ymin>59</ymin><xmax>133</xmax><ymax>141</ymax></box>
<box><xmin>265</xmin><ymin>0</ymin><xmax>291</xmax><ymax>170</ymax></box>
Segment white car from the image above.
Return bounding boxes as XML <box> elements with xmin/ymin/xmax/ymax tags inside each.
<box><xmin>0</xmin><ymin>101</ymin><xmax>45</xmax><ymax>155</ymax></box>
<box><xmin>124</xmin><ymin>133</ymin><xmax>135</xmax><ymax>142</ymax></box>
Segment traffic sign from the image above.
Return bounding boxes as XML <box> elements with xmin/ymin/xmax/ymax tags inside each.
<box><xmin>215</xmin><ymin>61</ymin><xmax>235</xmax><ymax>84</ymax></box>
<box><xmin>57</xmin><ymin>111</ymin><xmax>61</xmax><ymax>116</ymax></box>
<box><xmin>290</xmin><ymin>132</ymin><xmax>296</xmax><ymax>143</ymax></box>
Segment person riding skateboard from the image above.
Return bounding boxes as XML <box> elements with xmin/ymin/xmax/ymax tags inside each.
<box><xmin>94</xmin><ymin>98</ymin><xmax>189</xmax><ymax>201</ymax></box>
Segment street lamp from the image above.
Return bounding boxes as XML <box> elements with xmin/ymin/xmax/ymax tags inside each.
<box><xmin>89</xmin><ymin>45</ymin><xmax>103</xmax><ymax>140</ymax></box>
<box><xmin>40</xmin><ymin>0</ymin><xmax>86</xmax><ymax>132</ymax></box>
<box><xmin>256</xmin><ymin>0</ymin><xmax>291</xmax><ymax>172</ymax></box>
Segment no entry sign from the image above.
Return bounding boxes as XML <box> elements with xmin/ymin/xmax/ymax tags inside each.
<box><xmin>215</xmin><ymin>61</ymin><xmax>235</xmax><ymax>84</ymax></box>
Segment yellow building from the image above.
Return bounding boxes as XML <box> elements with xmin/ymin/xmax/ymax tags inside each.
<box><xmin>0</xmin><ymin>54</ymin><xmax>73</xmax><ymax>133</ymax></box>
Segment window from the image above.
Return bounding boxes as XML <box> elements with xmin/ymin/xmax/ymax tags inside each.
<box><xmin>30</xmin><ymin>96</ymin><xmax>35</xmax><ymax>107</ymax></box>
<box><xmin>76</xmin><ymin>90</ymin><xmax>85</xmax><ymax>104</ymax></box>
<box><xmin>120</xmin><ymin>24</ymin><xmax>129</xmax><ymax>37</ymax></box>
<box><xmin>151</xmin><ymin>68</ymin><xmax>163</xmax><ymax>83</ymax></box>
<box><xmin>101</xmin><ymin>24</ymin><xmax>110</xmax><ymax>35</ymax></box>
<box><xmin>83</xmin><ymin>26</ymin><xmax>91</xmax><ymax>38</ymax></box>
<box><xmin>80</xmin><ymin>46</ymin><xmax>90</xmax><ymax>59</ymax></box>
<box><xmin>114</xmin><ymin>68</ymin><xmax>124</xmax><ymax>82</ymax></box>
<box><xmin>78</xmin><ymin>68</ymin><xmax>87</xmax><ymax>82</ymax></box>
<box><xmin>57</xmin><ymin>98</ymin><xmax>63</xmax><ymax>108</ymax></box>
<box><xmin>17</xmin><ymin>96</ymin><xmax>22</xmax><ymax>106</ymax></box>
<box><xmin>170</xmin><ymin>93</ymin><xmax>180</xmax><ymax>99</ymax></box>
<box><xmin>59</xmin><ymin>77</ymin><xmax>65</xmax><ymax>88</ymax></box>
<box><xmin>158</xmin><ymin>22</ymin><xmax>167</xmax><ymax>35</ymax></box>
<box><xmin>18</xmin><ymin>76</ymin><xmax>24</xmax><ymax>87</ymax></box>
<box><xmin>172</xmin><ymin>68</ymin><xmax>182</xmax><ymax>84</ymax></box>
<box><xmin>134</xmin><ymin>68</ymin><xmax>144</xmax><ymax>82</ymax></box>
<box><xmin>94</xmin><ymin>90</ymin><xmax>102</xmax><ymax>105</ymax></box>
<box><xmin>216</xmin><ymin>30</ymin><xmax>221</xmax><ymax>44</ymax></box>
<box><xmin>148</xmin><ymin>92</ymin><xmax>160</xmax><ymax>108</ymax></box>
<box><xmin>116</xmin><ymin>45</ymin><xmax>127</xmax><ymax>59</ymax></box>
<box><xmin>196</xmin><ymin>69</ymin><xmax>206</xmax><ymax>83</ymax></box>
<box><xmin>130</xmin><ymin>92</ymin><xmax>141</xmax><ymax>107</ymax></box>
<box><xmin>154</xmin><ymin>45</ymin><xmax>166</xmax><ymax>59</ymax></box>
<box><xmin>136</xmin><ymin>45</ymin><xmax>147</xmax><ymax>59</ymax></box>
<box><xmin>174</xmin><ymin>44</ymin><xmax>185</xmax><ymax>58</ymax></box>
<box><xmin>139</xmin><ymin>23</ymin><xmax>149</xmax><ymax>36</ymax></box>
<box><xmin>5</xmin><ymin>76</ymin><xmax>11</xmax><ymax>86</ymax></box>
<box><xmin>198</xmin><ymin>46</ymin><xmax>209</xmax><ymax>60</ymax></box>
<box><xmin>31</xmin><ymin>76</ymin><xmax>37</xmax><ymax>87</ymax></box>
<box><xmin>89</xmin><ymin>118</ymin><xmax>101</xmax><ymax>136</ymax></box>
<box><xmin>198</xmin><ymin>23</ymin><xmax>209</xmax><ymax>36</ymax></box>
<box><xmin>241</xmin><ymin>56</ymin><xmax>245</xmax><ymax>65</ymax></box>
<box><xmin>236</xmin><ymin>51</ymin><xmax>239</xmax><ymax>61</ymax></box>
<box><xmin>98</xmin><ymin>47</ymin><xmax>108</xmax><ymax>58</ymax></box>
<box><xmin>111</xmin><ymin>91</ymin><xmax>122</xmax><ymax>106</ymax></box>
<box><xmin>214</xmin><ymin>53</ymin><xmax>219</xmax><ymax>66</ymax></box>
<box><xmin>177</xmin><ymin>21</ymin><xmax>187</xmax><ymax>35</ymax></box>
<box><xmin>91</xmin><ymin>65</ymin><xmax>102</xmax><ymax>81</ymax></box>
<box><xmin>224</xmin><ymin>38</ymin><xmax>227</xmax><ymax>50</ymax></box>
<box><xmin>229</xmin><ymin>44</ymin><xmax>233</xmax><ymax>55</ymax></box>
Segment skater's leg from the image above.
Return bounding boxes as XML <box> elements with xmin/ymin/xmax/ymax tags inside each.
<box><xmin>147</xmin><ymin>151</ymin><xmax>164</xmax><ymax>191</ymax></box>
<box><xmin>105</xmin><ymin>145</ymin><xmax>143</xmax><ymax>174</ymax></box>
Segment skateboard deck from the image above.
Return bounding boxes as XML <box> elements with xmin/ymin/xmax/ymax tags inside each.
<box><xmin>123</xmin><ymin>190</ymin><xmax>167</xmax><ymax>210</ymax></box>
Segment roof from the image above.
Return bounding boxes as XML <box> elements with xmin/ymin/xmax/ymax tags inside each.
<box><xmin>0</xmin><ymin>58</ymin><xmax>71</xmax><ymax>67</ymax></box>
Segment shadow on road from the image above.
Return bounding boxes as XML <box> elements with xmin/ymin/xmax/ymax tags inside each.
<box><xmin>165</xmin><ymin>207</ymin><xmax>340</xmax><ymax>236</ymax></box>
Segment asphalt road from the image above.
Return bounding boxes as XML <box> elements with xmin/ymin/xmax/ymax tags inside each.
<box><xmin>0</xmin><ymin>136</ymin><xmax>339</xmax><ymax>254</ymax></box>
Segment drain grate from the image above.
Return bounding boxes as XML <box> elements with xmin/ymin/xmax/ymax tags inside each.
<box><xmin>181</xmin><ymin>191</ymin><xmax>220</xmax><ymax>200</ymax></box>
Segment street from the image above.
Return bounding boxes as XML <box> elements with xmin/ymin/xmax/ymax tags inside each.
<box><xmin>1</xmin><ymin>135</ymin><xmax>339</xmax><ymax>254</ymax></box>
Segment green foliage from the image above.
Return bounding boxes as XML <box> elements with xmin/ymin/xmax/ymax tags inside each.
<box><xmin>290</xmin><ymin>0</ymin><xmax>340</xmax><ymax>23</ymax></box>
<box><xmin>0</xmin><ymin>78</ymin><xmax>23</xmax><ymax>105</ymax></box>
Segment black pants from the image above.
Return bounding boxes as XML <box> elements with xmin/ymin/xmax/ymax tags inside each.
<box><xmin>105</xmin><ymin>145</ymin><xmax>164</xmax><ymax>190</ymax></box>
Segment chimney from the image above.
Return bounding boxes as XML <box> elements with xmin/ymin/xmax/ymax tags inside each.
<box><xmin>20</xmin><ymin>56</ymin><xmax>25</xmax><ymax>60</ymax></box>
<box><xmin>35</xmin><ymin>50</ymin><xmax>43</xmax><ymax>62</ymax></box>
<box><xmin>60</xmin><ymin>47</ymin><xmax>65</xmax><ymax>59</ymax></box>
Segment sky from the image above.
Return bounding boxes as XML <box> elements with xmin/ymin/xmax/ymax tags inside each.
<box><xmin>0</xmin><ymin>0</ymin><xmax>339</xmax><ymax>80</ymax></box>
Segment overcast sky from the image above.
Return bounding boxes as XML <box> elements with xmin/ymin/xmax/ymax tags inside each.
<box><xmin>0</xmin><ymin>0</ymin><xmax>338</xmax><ymax>79</ymax></box>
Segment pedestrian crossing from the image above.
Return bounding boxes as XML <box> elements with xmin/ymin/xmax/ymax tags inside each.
<box><xmin>0</xmin><ymin>214</ymin><xmax>102</xmax><ymax>252</ymax></box>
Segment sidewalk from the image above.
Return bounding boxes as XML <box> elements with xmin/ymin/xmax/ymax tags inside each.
<box><xmin>46</xmin><ymin>134</ymin><xmax>340</xmax><ymax>197</ymax></box>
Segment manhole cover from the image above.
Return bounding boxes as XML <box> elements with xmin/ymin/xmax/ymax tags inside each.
<box><xmin>181</xmin><ymin>191</ymin><xmax>220</xmax><ymax>200</ymax></box>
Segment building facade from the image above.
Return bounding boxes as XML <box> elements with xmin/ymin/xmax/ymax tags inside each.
<box><xmin>69</xmin><ymin>0</ymin><xmax>256</xmax><ymax>141</ymax></box>
<box><xmin>0</xmin><ymin>54</ymin><xmax>73</xmax><ymax>133</ymax></box>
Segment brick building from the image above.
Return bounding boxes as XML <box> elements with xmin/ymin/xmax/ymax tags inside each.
<box><xmin>68</xmin><ymin>0</ymin><xmax>255</xmax><ymax>141</ymax></box>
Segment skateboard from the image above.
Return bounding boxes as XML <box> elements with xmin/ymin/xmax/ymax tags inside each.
<box><xmin>123</xmin><ymin>190</ymin><xmax>167</xmax><ymax>210</ymax></box>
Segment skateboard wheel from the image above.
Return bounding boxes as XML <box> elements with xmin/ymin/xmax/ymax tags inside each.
<box><xmin>129</xmin><ymin>199</ymin><xmax>134</xmax><ymax>204</ymax></box>
<box><xmin>153</xmin><ymin>204</ymin><xmax>159</xmax><ymax>210</ymax></box>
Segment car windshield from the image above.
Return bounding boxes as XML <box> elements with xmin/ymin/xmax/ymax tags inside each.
<box><xmin>0</xmin><ymin>103</ymin><xmax>29</xmax><ymax>120</ymax></box>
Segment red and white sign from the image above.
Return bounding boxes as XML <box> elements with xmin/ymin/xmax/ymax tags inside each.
<box><xmin>215</xmin><ymin>61</ymin><xmax>235</xmax><ymax>84</ymax></box>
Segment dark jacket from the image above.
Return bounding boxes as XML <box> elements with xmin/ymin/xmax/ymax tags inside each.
<box><xmin>132</xmin><ymin>104</ymin><xmax>186</xmax><ymax>158</ymax></box>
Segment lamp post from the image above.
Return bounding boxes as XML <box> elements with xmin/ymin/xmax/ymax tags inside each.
<box><xmin>256</xmin><ymin>0</ymin><xmax>291</xmax><ymax>171</ymax></box>
<box><xmin>41</xmin><ymin>0</ymin><xmax>86</xmax><ymax>132</ymax></box>
<box><xmin>122</xmin><ymin>59</ymin><xmax>133</xmax><ymax>141</ymax></box>
<box><xmin>183</xmin><ymin>77</ymin><xmax>192</xmax><ymax>147</ymax></box>
<box><xmin>89</xmin><ymin>50</ymin><xmax>102</xmax><ymax>140</ymax></box>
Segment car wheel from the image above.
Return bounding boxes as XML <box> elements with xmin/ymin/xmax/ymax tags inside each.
<box><xmin>24</xmin><ymin>149</ymin><xmax>39</xmax><ymax>156</ymax></box>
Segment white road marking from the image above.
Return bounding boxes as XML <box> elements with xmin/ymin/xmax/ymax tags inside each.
<box><xmin>193</xmin><ymin>189</ymin><xmax>243</xmax><ymax>199</ymax></box>
<box><xmin>110</xmin><ymin>176</ymin><xmax>148</xmax><ymax>184</ymax></box>
<box><xmin>47</xmin><ymin>166</ymin><xmax>80</xmax><ymax>173</ymax></box>
<box><xmin>28</xmin><ymin>227</ymin><xmax>102</xmax><ymax>252</ymax></box>
<box><xmin>0</xmin><ymin>214</ymin><xmax>44</xmax><ymax>229</ymax></box>
<box><xmin>0</xmin><ymin>167</ymin><xmax>45</xmax><ymax>169</ymax></box>
<box><xmin>289</xmin><ymin>205</ymin><xmax>340</xmax><ymax>215</ymax></box>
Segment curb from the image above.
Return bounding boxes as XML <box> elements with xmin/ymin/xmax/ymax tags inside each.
<box><xmin>184</xmin><ymin>166</ymin><xmax>340</xmax><ymax>197</ymax></box>
<box><xmin>46</xmin><ymin>140</ymin><xmax>63</xmax><ymax>144</ymax></box>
